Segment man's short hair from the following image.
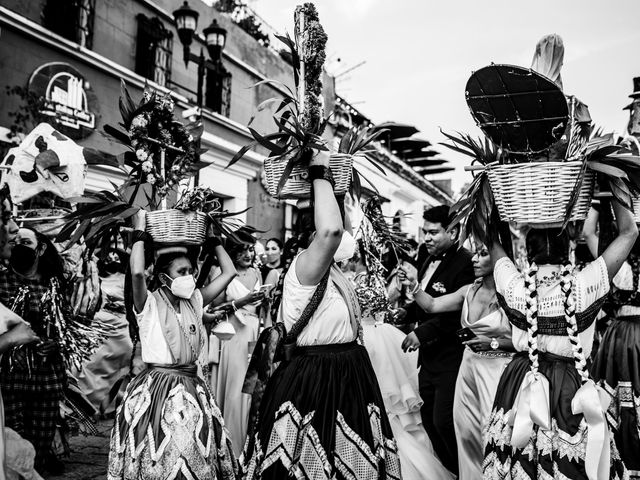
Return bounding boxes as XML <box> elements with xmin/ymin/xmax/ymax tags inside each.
<box><xmin>422</xmin><ymin>205</ymin><xmax>453</xmax><ymax>230</ymax></box>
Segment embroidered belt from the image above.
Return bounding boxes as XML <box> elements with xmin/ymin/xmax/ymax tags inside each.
<box><xmin>468</xmin><ymin>347</ymin><xmax>513</xmax><ymax>359</ymax></box>
<box><xmin>615</xmin><ymin>315</ymin><xmax>640</xmax><ymax>323</ymax></box>
<box><xmin>293</xmin><ymin>341</ymin><xmax>358</xmax><ymax>357</ymax></box>
<box><xmin>147</xmin><ymin>363</ymin><xmax>197</xmax><ymax>377</ymax></box>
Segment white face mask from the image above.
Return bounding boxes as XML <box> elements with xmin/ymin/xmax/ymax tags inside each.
<box><xmin>165</xmin><ymin>274</ymin><xmax>196</xmax><ymax>299</ymax></box>
<box><xmin>334</xmin><ymin>231</ymin><xmax>357</xmax><ymax>263</ymax></box>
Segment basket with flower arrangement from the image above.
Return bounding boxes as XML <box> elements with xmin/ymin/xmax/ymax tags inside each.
<box><xmin>445</xmin><ymin>62</ymin><xmax>640</xmax><ymax>245</ymax></box>
<box><xmin>56</xmin><ymin>82</ymin><xmax>227</xmax><ymax>251</ymax></box>
<box><xmin>229</xmin><ymin>3</ymin><xmax>387</xmax><ymax>199</ymax></box>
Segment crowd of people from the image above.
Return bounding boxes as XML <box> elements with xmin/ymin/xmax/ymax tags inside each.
<box><xmin>0</xmin><ymin>144</ymin><xmax>637</xmax><ymax>480</ymax></box>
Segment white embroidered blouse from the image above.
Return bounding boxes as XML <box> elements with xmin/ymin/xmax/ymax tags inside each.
<box><xmin>494</xmin><ymin>256</ymin><xmax>610</xmax><ymax>358</ymax></box>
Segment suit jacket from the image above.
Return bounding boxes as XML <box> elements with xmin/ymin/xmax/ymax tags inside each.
<box><xmin>405</xmin><ymin>245</ymin><xmax>474</xmax><ymax>377</ymax></box>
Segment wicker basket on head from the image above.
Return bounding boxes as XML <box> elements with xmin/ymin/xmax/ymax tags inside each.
<box><xmin>146</xmin><ymin>209</ymin><xmax>208</xmax><ymax>245</ymax></box>
<box><xmin>487</xmin><ymin>161</ymin><xmax>594</xmax><ymax>226</ymax></box>
<box><xmin>263</xmin><ymin>153</ymin><xmax>353</xmax><ymax>199</ymax></box>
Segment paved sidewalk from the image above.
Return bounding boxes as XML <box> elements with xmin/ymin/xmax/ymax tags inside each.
<box><xmin>45</xmin><ymin>419</ymin><xmax>112</xmax><ymax>480</ymax></box>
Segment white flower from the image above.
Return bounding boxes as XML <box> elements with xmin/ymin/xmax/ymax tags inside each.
<box><xmin>141</xmin><ymin>160</ymin><xmax>153</xmax><ymax>173</ymax></box>
<box><xmin>146</xmin><ymin>174</ymin><xmax>156</xmax><ymax>185</ymax></box>
<box><xmin>131</xmin><ymin>115</ymin><xmax>148</xmax><ymax>129</ymax></box>
<box><xmin>171</xmin><ymin>165</ymin><xmax>180</xmax><ymax>172</ymax></box>
<box><xmin>136</xmin><ymin>149</ymin><xmax>148</xmax><ymax>161</ymax></box>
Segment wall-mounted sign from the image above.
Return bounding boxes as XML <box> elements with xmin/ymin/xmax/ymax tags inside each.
<box><xmin>28</xmin><ymin>62</ymin><xmax>99</xmax><ymax>139</ymax></box>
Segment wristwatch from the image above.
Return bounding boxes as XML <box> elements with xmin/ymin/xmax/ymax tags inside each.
<box><xmin>490</xmin><ymin>337</ymin><xmax>499</xmax><ymax>351</ymax></box>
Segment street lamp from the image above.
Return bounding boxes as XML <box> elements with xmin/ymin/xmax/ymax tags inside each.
<box><xmin>172</xmin><ymin>1</ymin><xmax>228</xmax><ymax>185</ymax></box>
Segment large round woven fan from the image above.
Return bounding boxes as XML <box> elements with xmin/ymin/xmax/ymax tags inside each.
<box><xmin>465</xmin><ymin>64</ymin><xmax>568</xmax><ymax>154</ymax></box>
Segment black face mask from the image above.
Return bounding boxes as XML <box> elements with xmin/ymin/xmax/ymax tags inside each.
<box><xmin>104</xmin><ymin>261</ymin><xmax>122</xmax><ymax>275</ymax></box>
<box><xmin>10</xmin><ymin>244</ymin><xmax>38</xmax><ymax>273</ymax></box>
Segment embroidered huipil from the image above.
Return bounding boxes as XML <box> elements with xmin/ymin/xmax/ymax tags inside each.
<box><xmin>494</xmin><ymin>256</ymin><xmax>609</xmax><ymax>358</ymax></box>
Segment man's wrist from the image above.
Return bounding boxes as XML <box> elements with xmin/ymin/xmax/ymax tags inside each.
<box><xmin>409</xmin><ymin>281</ymin><xmax>420</xmax><ymax>295</ymax></box>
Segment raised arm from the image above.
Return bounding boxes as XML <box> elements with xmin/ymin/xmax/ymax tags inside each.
<box><xmin>200</xmin><ymin>239</ymin><xmax>238</xmax><ymax>306</ymax></box>
<box><xmin>130</xmin><ymin>210</ymin><xmax>148</xmax><ymax>313</ymax></box>
<box><xmin>296</xmin><ymin>151</ymin><xmax>344</xmax><ymax>285</ymax></box>
<box><xmin>582</xmin><ymin>206</ymin><xmax>599</xmax><ymax>259</ymax></box>
<box><xmin>601</xmin><ymin>200</ymin><xmax>638</xmax><ymax>279</ymax></box>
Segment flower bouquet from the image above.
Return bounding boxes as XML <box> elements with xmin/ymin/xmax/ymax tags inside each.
<box><xmin>229</xmin><ymin>3</ymin><xmax>387</xmax><ymax>199</ymax></box>
<box><xmin>57</xmin><ymin>82</ymin><xmax>213</xmax><ymax>250</ymax></box>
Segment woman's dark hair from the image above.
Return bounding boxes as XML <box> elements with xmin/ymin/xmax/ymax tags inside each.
<box><xmin>0</xmin><ymin>185</ymin><xmax>12</xmax><ymax>226</ymax></box>
<box><xmin>225</xmin><ymin>239</ymin><xmax>253</xmax><ymax>265</ymax></box>
<box><xmin>266</xmin><ymin>237</ymin><xmax>283</xmax><ymax>250</ymax></box>
<box><xmin>20</xmin><ymin>226</ymin><xmax>66</xmax><ymax>286</ymax></box>
<box><xmin>525</xmin><ymin>228</ymin><xmax>570</xmax><ymax>265</ymax></box>
<box><xmin>96</xmin><ymin>249</ymin><xmax>128</xmax><ymax>277</ymax></box>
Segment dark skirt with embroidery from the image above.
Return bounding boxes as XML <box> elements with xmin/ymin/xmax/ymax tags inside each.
<box><xmin>241</xmin><ymin>341</ymin><xmax>401</xmax><ymax>480</ymax></box>
<box><xmin>591</xmin><ymin>316</ymin><xmax>640</xmax><ymax>478</ymax></box>
<box><xmin>483</xmin><ymin>352</ymin><xmax>628</xmax><ymax>480</ymax></box>
<box><xmin>107</xmin><ymin>364</ymin><xmax>238</xmax><ymax>480</ymax></box>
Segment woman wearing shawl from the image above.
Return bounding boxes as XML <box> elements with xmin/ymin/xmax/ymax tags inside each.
<box><xmin>482</xmin><ymin>200</ymin><xmax>636</xmax><ymax>480</ymax></box>
<box><xmin>0</xmin><ymin>186</ymin><xmax>42</xmax><ymax>480</ymax></box>
<box><xmin>399</xmin><ymin>241</ymin><xmax>514</xmax><ymax>479</ymax></box>
<box><xmin>107</xmin><ymin>211</ymin><xmax>239</xmax><ymax>480</ymax></box>
<box><xmin>242</xmin><ymin>151</ymin><xmax>401</xmax><ymax>479</ymax></box>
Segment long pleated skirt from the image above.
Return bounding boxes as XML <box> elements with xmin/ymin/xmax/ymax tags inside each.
<box><xmin>483</xmin><ymin>352</ymin><xmax>628</xmax><ymax>480</ymax></box>
<box><xmin>242</xmin><ymin>341</ymin><xmax>402</xmax><ymax>480</ymax></box>
<box><xmin>107</xmin><ymin>364</ymin><xmax>238</xmax><ymax>480</ymax></box>
<box><xmin>591</xmin><ymin>316</ymin><xmax>640</xmax><ymax>478</ymax></box>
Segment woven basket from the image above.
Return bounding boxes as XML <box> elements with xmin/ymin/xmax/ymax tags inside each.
<box><xmin>146</xmin><ymin>209</ymin><xmax>208</xmax><ymax>245</ymax></box>
<box><xmin>263</xmin><ymin>153</ymin><xmax>353</xmax><ymax>199</ymax></box>
<box><xmin>487</xmin><ymin>161</ymin><xmax>594</xmax><ymax>226</ymax></box>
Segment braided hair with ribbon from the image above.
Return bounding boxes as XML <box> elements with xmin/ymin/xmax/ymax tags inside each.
<box><xmin>524</xmin><ymin>262</ymin><xmax>540</xmax><ymax>376</ymax></box>
<box><xmin>560</xmin><ymin>262</ymin><xmax>590</xmax><ymax>384</ymax></box>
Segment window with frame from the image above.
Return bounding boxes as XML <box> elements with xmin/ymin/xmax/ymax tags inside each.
<box><xmin>205</xmin><ymin>67</ymin><xmax>232</xmax><ymax>117</ymax></box>
<box><xmin>135</xmin><ymin>15</ymin><xmax>173</xmax><ymax>87</ymax></box>
<box><xmin>42</xmin><ymin>0</ymin><xmax>96</xmax><ymax>49</ymax></box>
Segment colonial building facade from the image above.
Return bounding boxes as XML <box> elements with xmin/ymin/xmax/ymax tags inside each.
<box><xmin>0</xmin><ymin>0</ymin><xmax>450</xmax><ymax>241</ymax></box>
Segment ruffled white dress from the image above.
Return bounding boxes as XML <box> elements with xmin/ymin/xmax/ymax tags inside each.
<box><xmin>362</xmin><ymin>316</ymin><xmax>454</xmax><ymax>480</ymax></box>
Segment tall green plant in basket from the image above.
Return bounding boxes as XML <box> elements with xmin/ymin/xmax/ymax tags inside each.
<box><xmin>228</xmin><ymin>3</ymin><xmax>388</xmax><ymax>199</ymax></box>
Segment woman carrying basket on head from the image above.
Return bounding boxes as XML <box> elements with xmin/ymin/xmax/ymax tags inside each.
<box><xmin>241</xmin><ymin>150</ymin><xmax>401</xmax><ymax>480</ymax></box>
<box><xmin>482</xmin><ymin>200</ymin><xmax>636</xmax><ymax>480</ymax></box>
<box><xmin>585</xmin><ymin>204</ymin><xmax>640</xmax><ymax>479</ymax></box>
<box><xmin>107</xmin><ymin>210</ymin><xmax>240</xmax><ymax>480</ymax></box>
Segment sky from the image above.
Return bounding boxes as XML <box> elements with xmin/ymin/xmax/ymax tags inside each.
<box><xmin>247</xmin><ymin>0</ymin><xmax>640</xmax><ymax>195</ymax></box>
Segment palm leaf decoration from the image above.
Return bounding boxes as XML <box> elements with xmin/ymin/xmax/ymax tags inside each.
<box><xmin>361</xmin><ymin>196</ymin><xmax>410</xmax><ymax>260</ymax></box>
<box><xmin>440</xmin><ymin>130</ymin><xmax>499</xmax><ymax>245</ymax></box>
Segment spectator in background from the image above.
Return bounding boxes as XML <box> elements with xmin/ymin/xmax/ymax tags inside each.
<box><xmin>399</xmin><ymin>205</ymin><xmax>474</xmax><ymax>475</ymax></box>
<box><xmin>0</xmin><ymin>226</ymin><xmax>69</xmax><ymax>475</ymax></box>
<box><xmin>260</xmin><ymin>238</ymin><xmax>283</xmax><ymax>282</ymax></box>
<box><xmin>77</xmin><ymin>249</ymin><xmax>132</xmax><ymax>416</ymax></box>
<box><xmin>0</xmin><ymin>186</ymin><xmax>42</xmax><ymax>480</ymax></box>
<box><xmin>211</xmin><ymin>236</ymin><xmax>266</xmax><ymax>456</ymax></box>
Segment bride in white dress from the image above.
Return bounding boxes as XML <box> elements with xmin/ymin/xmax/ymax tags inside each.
<box><xmin>350</xmin><ymin>240</ymin><xmax>454</xmax><ymax>480</ymax></box>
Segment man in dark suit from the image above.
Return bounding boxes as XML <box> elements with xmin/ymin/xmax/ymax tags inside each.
<box><xmin>399</xmin><ymin>205</ymin><xmax>474</xmax><ymax>475</ymax></box>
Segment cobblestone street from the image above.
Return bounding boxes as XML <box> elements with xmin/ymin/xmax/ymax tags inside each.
<box><xmin>44</xmin><ymin>420</ymin><xmax>111</xmax><ymax>480</ymax></box>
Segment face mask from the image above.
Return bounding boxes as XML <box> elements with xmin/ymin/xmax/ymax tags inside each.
<box><xmin>104</xmin><ymin>261</ymin><xmax>121</xmax><ymax>274</ymax></box>
<box><xmin>165</xmin><ymin>274</ymin><xmax>196</xmax><ymax>299</ymax></box>
<box><xmin>10</xmin><ymin>245</ymin><xmax>38</xmax><ymax>273</ymax></box>
<box><xmin>334</xmin><ymin>231</ymin><xmax>357</xmax><ymax>263</ymax></box>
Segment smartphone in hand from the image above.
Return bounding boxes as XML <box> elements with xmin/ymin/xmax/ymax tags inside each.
<box><xmin>456</xmin><ymin>327</ymin><xmax>477</xmax><ymax>343</ymax></box>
